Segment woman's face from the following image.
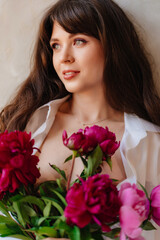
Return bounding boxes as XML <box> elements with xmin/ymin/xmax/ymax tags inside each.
<box><xmin>50</xmin><ymin>21</ymin><xmax>105</xmax><ymax>94</ymax></box>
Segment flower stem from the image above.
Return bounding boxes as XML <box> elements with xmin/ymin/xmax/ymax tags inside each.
<box><xmin>67</xmin><ymin>154</ymin><xmax>75</xmax><ymax>191</ymax></box>
<box><xmin>9</xmin><ymin>215</ymin><xmax>35</xmax><ymax>240</ymax></box>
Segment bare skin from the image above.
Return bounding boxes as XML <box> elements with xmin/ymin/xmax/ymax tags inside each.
<box><xmin>39</xmin><ymin>22</ymin><xmax>126</xmax><ymax>240</ymax></box>
<box><xmin>37</xmin><ymin>97</ymin><xmax>125</xmax><ymax>184</ymax></box>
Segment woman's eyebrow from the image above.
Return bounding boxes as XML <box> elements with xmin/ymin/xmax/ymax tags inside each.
<box><xmin>50</xmin><ymin>38</ymin><xmax>59</xmax><ymax>43</ymax></box>
<box><xmin>50</xmin><ymin>33</ymin><xmax>81</xmax><ymax>44</ymax></box>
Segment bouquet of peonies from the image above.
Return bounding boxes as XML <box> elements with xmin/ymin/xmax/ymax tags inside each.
<box><xmin>0</xmin><ymin>126</ymin><xmax>159</xmax><ymax>240</ymax></box>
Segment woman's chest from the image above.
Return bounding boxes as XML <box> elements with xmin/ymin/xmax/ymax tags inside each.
<box><xmin>36</xmin><ymin>112</ymin><xmax>126</xmax><ymax>183</ymax></box>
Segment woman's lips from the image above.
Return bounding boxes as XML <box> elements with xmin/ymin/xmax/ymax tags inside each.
<box><xmin>63</xmin><ymin>70</ymin><xmax>80</xmax><ymax>80</ymax></box>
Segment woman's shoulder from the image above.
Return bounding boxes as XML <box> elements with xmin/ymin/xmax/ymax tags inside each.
<box><xmin>25</xmin><ymin>96</ymin><xmax>69</xmax><ymax>134</ymax></box>
<box><xmin>124</xmin><ymin>113</ymin><xmax>160</xmax><ymax>134</ymax></box>
<box><xmin>24</xmin><ymin>96</ymin><xmax>70</xmax><ymax>151</ymax></box>
<box><xmin>121</xmin><ymin>113</ymin><xmax>160</xmax><ymax>152</ymax></box>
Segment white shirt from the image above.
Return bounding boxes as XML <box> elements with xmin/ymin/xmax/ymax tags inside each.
<box><xmin>7</xmin><ymin>96</ymin><xmax>159</xmax><ymax>240</ymax></box>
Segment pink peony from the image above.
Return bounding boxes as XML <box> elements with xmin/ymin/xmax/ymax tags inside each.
<box><xmin>119</xmin><ymin>183</ymin><xmax>149</xmax><ymax>240</ymax></box>
<box><xmin>64</xmin><ymin>174</ymin><xmax>120</xmax><ymax>231</ymax></box>
<box><xmin>63</xmin><ymin>125</ymin><xmax>120</xmax><ymax>158</ymax></box>
<box><xmin>0</xmin><ymin>131</ymin><xmax>40</xmax><ymax>198</ymax></box>
<box><xmin>150</xmin><ymin>185</ymin><xmax>160</xmax><ymax>226</ymax></box>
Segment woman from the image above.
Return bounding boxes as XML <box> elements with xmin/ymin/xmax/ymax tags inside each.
<box><xmin>0</xmin><ymin>0</ymin><xmax>160</xmax><ymax>239</ymax></box>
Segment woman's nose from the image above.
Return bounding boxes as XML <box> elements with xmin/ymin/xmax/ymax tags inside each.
<box><xmin>60</xmin><ymin>47</ymin><xmax>75</xmax><ymax>64</ymax></box>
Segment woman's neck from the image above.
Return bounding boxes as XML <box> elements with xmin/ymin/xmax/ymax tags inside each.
<box><xmin>64</xmin><ymin>90</ymin><xmax>124</xmax><ymax>125</ymax></box>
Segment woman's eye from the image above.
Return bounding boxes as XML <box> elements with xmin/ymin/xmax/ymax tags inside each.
<box><xmin>74</xmin><ymin>39</ymin><xmax>87</xmax><ymax>46</ymax></box>
<box><xmin>51</xmin><ymin>43</ymin><xmax>60</xmax><ymax>50</ymax></box>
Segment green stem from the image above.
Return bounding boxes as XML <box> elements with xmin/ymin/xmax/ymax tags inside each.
<box><xmin>8</xmin><ymin>214</ymin><xmax>35</xmax><ymax>240</ymax></box>
<box><xmin>67</xmin><ymin>154</ymin><xmax>76</xmax><ymax>191</ymax></box>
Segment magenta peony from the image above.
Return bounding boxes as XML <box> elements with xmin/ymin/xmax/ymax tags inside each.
<box><xmin>150</xmin><ymin>185</ymin><xmax>160</xmax><ymax>226</ymax></box>
<box><xmin>63</xmin><ymin>125</ymin><xmax>120</xmax><ymax>158</ymax></box>
<box><xmin>64</xmin><ymin>174</ymin><xmax>120</xmax><ymax>232</ymax></box>
<box><xmin>119</xmin><ymin>183</ymin><xmax>149</xmax><ymax>240</ymax></box>
<box><xmin>0</xmin><ymin>131</ymin><xmax>40</xmax><ymax>198</ymax></box>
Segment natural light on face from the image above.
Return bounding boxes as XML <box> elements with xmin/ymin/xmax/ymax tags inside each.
<box><xmin>50</xmin><ymin>21</ymin><xmax>105</xmax><ymax>94</ymax></box>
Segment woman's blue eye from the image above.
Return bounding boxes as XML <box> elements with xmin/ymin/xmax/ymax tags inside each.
<box><xmin>74</xmin><ymin>39</ymin><xmax>87</xmax><ymax>46</ymax></box>
<box><xmin>51</xmin><ymin>43</ymin><xmax>60</xmax><ymax>50</ymax></box>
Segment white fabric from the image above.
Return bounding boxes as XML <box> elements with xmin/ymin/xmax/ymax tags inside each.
<box><xmin>25</xmin><ymin>96</ymin><xmax>160</xmax><ymax>240</ymax></box>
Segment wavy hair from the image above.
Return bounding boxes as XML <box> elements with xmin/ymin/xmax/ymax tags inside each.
<box><xmin>1</xmin><ymin>0</ymin><xmax>160</xmax><ymax>132</ymax></box>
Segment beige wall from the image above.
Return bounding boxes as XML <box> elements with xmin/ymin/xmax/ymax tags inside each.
<box><xmin>0</xmin><ymin>0</ymin><xmax>160</xmax><ymax>109</ymax></box>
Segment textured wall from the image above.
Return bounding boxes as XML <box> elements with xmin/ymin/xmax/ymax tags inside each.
<box><xmin>0</xmin><ymin>0</ymin><xmax>56</xmax><ymax>109</ymax></box>
<box><xmin>0</xmin><ymin>0</ymin><xmax>160</xmax><ymax>109</ymax></box>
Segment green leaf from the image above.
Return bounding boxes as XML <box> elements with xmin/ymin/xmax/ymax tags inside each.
<box><xmin>141</xmin><ymin>220</ymin><xmax>156</xmax><ymax>231</ymax></box>
<box><xmin>19</xmin><ymin>196</ymin><xmax>45</xmax><ymax>211</ymax></box>
<box><xmin>111</xmin><ymin>178</ymin><xmax>119</xmax><ymax>182</ymax></box>
<box><xmin>22</xmin><ymin>204</ymin><xmax>37</xmax><ymax>217</ymax></box>
<box><xmin>103</xmin><ymin>228</ymin><xmax>120</xmax><ymax>239</ymax></box>
<box><xmin>42</xmin><ymin>197</ymin><xmax>64</xmax><ymax>215</ymax></box>
<box><xmin>29</xmin><ymin>226</ymin><xmax>58</xmax><ymax>238</ymax></box>
<box><xmin>0</xmin><ymin>215</ymin><xmax>15</xmax><ymax>224</ymax></box>
<box><xmin>80</xmin><ymin>156</ymin><xmax>88</xmax><ymax>167</ymax></box>
<box><xmin>91</xmin><ymin>231</ymin><xmax>104</xmax><ymax>240</ymax></box>
<box><xmin>138</xmin><ymin>182</ymin><xmax>149</xmax><ymax>199</ymax></box>
<box><xmin>49</xmin><ymin>164</ymin><xmax>67</xmax><ymax>180</ymax></box>
<box><xmin>51</xmin><ymin>200</ymin><xmax>64</xmax><ymax>215</ymax></box>
<box><xmin>10</xmin><ymin>194</ymin><xmax>23</xmax><ymax>202</ymax></box>
<box><xmin>37</xmin><ymin>217</ymin><xmax>49</xmax><ymax>226</ymax></box>
<box><xmin>38</xmin><ymin>180</ymin><xmax>65</xmax><ymax>196</ymax></box>
<box><xmin>56</xmin><ymin>178</ymin><xmax>65</xmax><ymax>192</ymax></box>
<box><xmin>57</xmin><ymin>221</ymin><xmax>80</xmax><ymax>240</ymax></box>
<box><xmin>64</xmin><ymin>155</ymin><xmax>73</xmax><ymax>163</ymax></box>
<box><xmin>12</xmin><ymin>202</ymin><xmax>26</xmax><ymax>227</ymax></box>
<box><xmin>43</xmin><ymin>202</ymin><xmax>52</xmax><ymax>217</ymax></box>
<box><xmin>10</xmin><ymin>202</ymin><xmax>35</xmax><ymax>227</ymax></box>
<box><xmin>0</xmin><ymin>202</ymin><xmax>10</xmax><ymax>217</ymax></box>
<box><xmin>86</xmin><ymin>145</ymin><xmax>103</xmax><ymax>177</ymax></box>
<box><xmin>80</xmin><ymin>225</ymin><xmax>91</xmax><ymax>240</ymax></box>
<box><xmin>0</xmin><ymin>223</ymin><xmax>21</xmax><ymax>236</ymax></box>
<box><xmin>51</xmin><ymin>190</ymin><xmax>67</xmax><ymax>206</ymax></box>
<box><xmin>65</xmin><ymin>152</ymin><xmax>80</xmax><ymax>163</ymax></box>
<box><xmin>0</xmin><ymin>223</ymin><xmax>14</xmax><ymax>235</ymax></box>
<box><xmin>68</xmin><ymin>226</ymin><xmax>81</xmax><ymax>240</ymax></box>
<box><xmin>106</xmin><ymin>156</ymin><xmax>112</xmax><ymax>171</ymax></box>
<box><xmin>6</xmin><ymin>234</ymin><xmax>33</xmax><ymax>240</ymax></box>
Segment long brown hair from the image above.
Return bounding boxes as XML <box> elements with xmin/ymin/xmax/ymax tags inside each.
<box><xmin>1</xmin><ymin>0</ymin><xmax>160</xmax><ymax>132</ymax></box>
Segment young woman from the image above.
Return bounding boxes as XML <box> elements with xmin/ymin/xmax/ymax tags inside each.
<box><xmin>0</xmin><ymin>0</ymin><xmax>160</xmax><ymax>239</ymax></box>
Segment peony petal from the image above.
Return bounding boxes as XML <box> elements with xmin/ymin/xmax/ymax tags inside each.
<box><xmin>0</xmin><ymin>168</ymin><xmax>11</xmax><ymax>191</ymax></box>
<box><xmin>10</xmin><ymin>155</ymin><xmax>24</xmax><ymax>168</ymax></box>
<box><xmin>130</xmin><ymin>236</ymin><xmax>145</xmax><ymax>240</ymax></box>
<box><xmin>151</xmin><ymin>191</ymin><xmax>160</xmax><ymax>207</ymax></box>
<box><xmin>152</xmin><ymin>208</ymin><xmax>160</xmax><ymax>226</ymax></box>
<box><xmin>0</xmin><ymin>150</ymin><xmax>12</xmax><ymax>165</ymax></box>
<box><xmin>9</xmin><ymin>174</ymin><xmax>20</xmax><ymax>192</ymax></box>
<box><xmin>71</xmin><ymin>212</ymin><xmax>91</xmax><ymax>228</ymax></box>
<box><xmin>120</xmin><ymin>230</ymin><xmax>127</xmax><ymax>240</ymax></box>
<box><xmin>120</xmin><ymin>206</ymin><xmax>142</xmax><ymax>238</ymax></box>
<box><xmin>84</xmin><ymin>125</ymin><xmax>107</xmax><ymax>143</ymax></box>
<box><xmin>62</xmin><ymin>130</ymin><xmax>68</xmax><ymax>143</ymax></box>
<box><xmin>0</xmin><ymin>191</ymin><xmax>5</xmax><ymax>200</ymax></box>
<box><xmin>24</xmin><ymin>173</ymin><xmax>36</xmax><ymax>183</ymax></box>
<box><xmin>101</xmin><ymin>223</ymin><xmax>111</xmax><ymax>232</ymax></box>
<box><xmin>100</xmin><ymin>139</ymin><xmax>119</xmax><ymax>156</ymax></box>
<box><xmin>15</xmin><ymin>170</ymin><xmax>28</xmax><ymax>185</ymax></box>
<box><xmin>119</xmin><ymin>188</ymin><xmax>140</xmax><ymax>206</ymax></box>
